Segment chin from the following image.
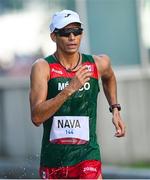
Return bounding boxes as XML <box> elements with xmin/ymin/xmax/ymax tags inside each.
<box><xmin>66</xmin><ymin>49</ymin><xmax>78</xmax><ymax>54</ymax></box>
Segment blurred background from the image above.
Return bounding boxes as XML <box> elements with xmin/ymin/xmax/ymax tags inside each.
<box><xmin>0</xmin><ymin>0</ymin><xmax>150</xmax><ymax>178</ymax></box>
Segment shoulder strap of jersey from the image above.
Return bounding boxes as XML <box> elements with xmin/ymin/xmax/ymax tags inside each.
<box><xmin>44</xmin><ymin>55</ymin><xmax>57</xmax><ymax>64</ymax></box>
<box><xmin>82</xmin><ymin>53</ymin><xmax>100</xmax><ymax>80</ymax></box>
<box><xmin>82</xmin><ymin>54</ymin><xmax>95</xmax><ymax>63</ymax></box>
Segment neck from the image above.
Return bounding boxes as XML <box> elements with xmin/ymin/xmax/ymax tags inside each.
<box><xmin>54</xmin><ymin>51</ymin><xmax>81</xmax><ymax>71</ymax></box>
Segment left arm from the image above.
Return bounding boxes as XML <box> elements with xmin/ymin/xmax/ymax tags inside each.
<box><xmin>94</xmin><ymin>55</ymin><xmax>126</xmax><ymax>137</ymax></box>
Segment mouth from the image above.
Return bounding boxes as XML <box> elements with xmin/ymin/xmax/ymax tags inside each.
<box><xmin>67</xmin><ymin>44</ymin><xmax>77</xmax><ymax>48</ymax></box>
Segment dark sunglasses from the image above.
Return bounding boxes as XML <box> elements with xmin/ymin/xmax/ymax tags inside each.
<box><xmin>54</xmin><ymin>27</ymin><xmax>83</xmax><ymax>37</ymax></box>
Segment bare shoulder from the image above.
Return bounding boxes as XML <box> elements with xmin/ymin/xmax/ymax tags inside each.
<box><xmin>93</xmin><ymin>54</ymin><xmax>111</xmax><ymax>70</ymax></box>
<box><xmin>31</xmin><ymin>58</ymin><xmax>50</xmax><ymax>80</ymax></box>
<box><xmin>31</xmin><ymin>58</ymin><xmax>49</xmax><ymax>70</ymax></box>
<box><xmin>93</xmin><ymin>54</ymin><xmax>111</xmax><ymax>77</ymax></box>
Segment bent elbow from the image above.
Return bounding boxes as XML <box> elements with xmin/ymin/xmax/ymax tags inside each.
<box><xmin>31</xmin><ymin>114</ymin><xmax>42</xmax><ymax>127</ymax></box>
<box><xmin>33</xmin><ymin>121</ymin><xmax>41</xmax><ymax>127</ymax></box>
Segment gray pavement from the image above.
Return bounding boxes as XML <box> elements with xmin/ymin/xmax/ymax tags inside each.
<box><xmin>103</xmin><ymin>165</ymin><xmax>150</xmax><ymax>179</ymax></box>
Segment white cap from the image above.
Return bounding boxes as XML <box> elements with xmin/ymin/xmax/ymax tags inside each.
<box><xmin>50</xmin><ymin>10</ymin><xmax>82</xmax><ymax>32</ymax></box>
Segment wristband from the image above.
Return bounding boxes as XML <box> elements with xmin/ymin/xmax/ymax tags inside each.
<box><xmin>109</xmin><ymin>104</ymin><xmax>121</xmax><ymax>113</ymax></box>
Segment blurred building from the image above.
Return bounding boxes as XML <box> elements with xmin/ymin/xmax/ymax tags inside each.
<box><xmin>0</xmin><ymin>0</ymin><xmax>150</xmax><ymax>171</ymax></box>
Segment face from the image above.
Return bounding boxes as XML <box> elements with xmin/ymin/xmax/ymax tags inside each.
<box><xmin>51</xmin><ymin>23</ymin><xmax>83</xmax><ymax>54</ymax></box>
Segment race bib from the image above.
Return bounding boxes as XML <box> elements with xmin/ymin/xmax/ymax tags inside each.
<box><xmin>49</xmin><ymin>116</ymin><xmax>89</xmax><ymax>144</ymax></box>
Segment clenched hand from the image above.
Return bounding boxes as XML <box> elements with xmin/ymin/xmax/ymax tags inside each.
<box><xmin>112</xmin><ymin>109</ymin><xmax>126</xmax><ymax>137</ymax></box>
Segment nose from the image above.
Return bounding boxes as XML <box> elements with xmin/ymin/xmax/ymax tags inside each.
<box><xmin>68</xmin><ymin>33</ymin><xmax>75</xmax><ymax>40</ymax></box>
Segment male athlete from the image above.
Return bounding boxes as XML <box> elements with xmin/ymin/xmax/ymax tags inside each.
<box><xmin>29</xmin><ymin>10</ymin><xmax>125</xmax><ymax>179</ymax></box>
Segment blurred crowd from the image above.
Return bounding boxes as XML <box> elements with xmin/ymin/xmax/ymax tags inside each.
<box><xmin>0</xmin><ymin>51</ymin><xmax>43</xmax><ymax>77</ymax></box>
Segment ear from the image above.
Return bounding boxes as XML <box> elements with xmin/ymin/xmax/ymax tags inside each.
<box><xmin>50</xmin><ymin>33</ymin><xmax>56</xmax><ymax>42</ymax></box>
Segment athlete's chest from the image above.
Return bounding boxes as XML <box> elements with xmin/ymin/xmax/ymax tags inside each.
<box><xmin>47</xmin><ymin>62</ymin><xmax>99</xmax><ymax>98</ymax></box>
<box><xmin>49</xmin><ymin>62</ymin><xmax>98</xmax><ymax>79</ymax></box>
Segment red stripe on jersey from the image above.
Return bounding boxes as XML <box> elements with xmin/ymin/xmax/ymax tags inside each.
<box><xmin>49</xmin><ymin>138</ymin><xmax>87</xmax><ymax>145</ymax></box>
<box><xmin>49</xmin><ymin>62</ymin><xmax>99</xmax><ymax>80</ymax></box>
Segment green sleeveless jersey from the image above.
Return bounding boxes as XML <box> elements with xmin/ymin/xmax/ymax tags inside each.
<box><xmin>40</xmin><ymin>54</ymin><xmax>101</xmax><ymax>168</ymax></box>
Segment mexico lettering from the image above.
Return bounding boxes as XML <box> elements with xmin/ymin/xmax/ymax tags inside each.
<box><xmin>58</xmin><ymin>81</ymin><xmax>90</xmax><ymax>91</ymax></box>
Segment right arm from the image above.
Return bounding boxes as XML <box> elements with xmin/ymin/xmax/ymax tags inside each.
<box><xmin>29</xmin><ymin>59</ymin><xmax>91</xmax><ymax>126</ymax></box>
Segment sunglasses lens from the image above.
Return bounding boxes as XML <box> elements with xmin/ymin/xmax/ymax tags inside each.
<box><xmin>55</xmin><ymin>28</ymin><xmax>83</xmax><ymax>37</ymax></box>
<box><xmin>73</xmin><ymin>29</ymin><xmax>83</xmax><ymax>36</ymax></box>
